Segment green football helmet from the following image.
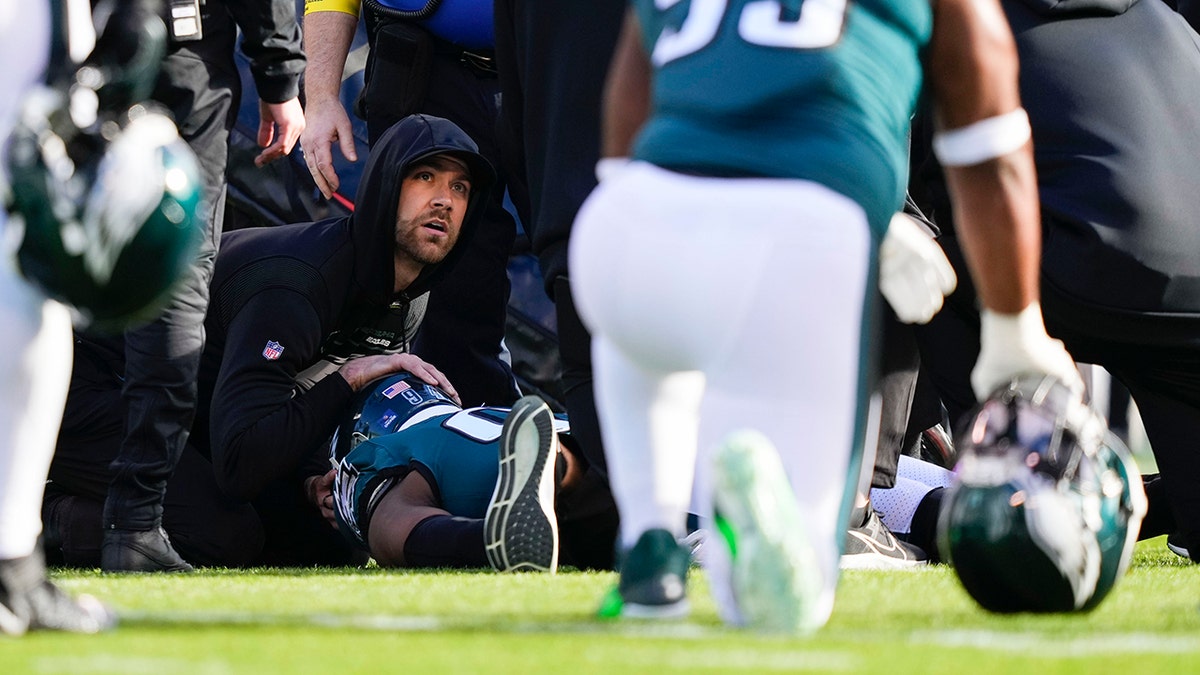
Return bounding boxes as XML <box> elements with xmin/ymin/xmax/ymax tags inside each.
<box><xmin>5</xmin><ymin>89</ymin><xmax>203</xmax><ymax>331</ymax></box>
<box><xmin>937</xmin><ymin>375</ymin><xmax>1146</xmax><ymax>613</ymax></box>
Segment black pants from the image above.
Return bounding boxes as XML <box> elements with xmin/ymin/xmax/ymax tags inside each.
<box><xmin>1043</xmin><ymin>295</ymin><xmax>1200</xmax><ymax>563</ymax></box>
<box><xmin>490</xmin><ymin>1</ymin><xmax>623</xmax><ymax>562</ymax></box>
<box><xmin>874</xmin><ymin>308</ymin><xmax>943</xmax><ymax>488</ymax></box>
<box><xmin>492</xmin><ymin>0</ymin><xmax>624</xmax><ymax>479</ymax></box>
<box><xmin>105</xmin><ymin>47</ymin><xmax>236</xmax><ymax>531</ymax></box>
<box><xmin>363</xmin><ymin>34</ymin><xmax>520</xmax><ymax>408</ymax></box>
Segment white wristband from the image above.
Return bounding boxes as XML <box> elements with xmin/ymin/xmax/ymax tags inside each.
<box><xmin>933</xmin><ymin>109</ymin><xmax>1031</xmax><ymax>167</ymax></box>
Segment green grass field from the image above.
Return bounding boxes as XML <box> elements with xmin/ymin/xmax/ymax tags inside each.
<box><xmin>2</xmin><ymin>536</ymin><xmax>1197</xmax><ymax>674</ymax></box>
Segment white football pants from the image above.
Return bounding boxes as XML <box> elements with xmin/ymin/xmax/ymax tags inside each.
<box><xmin>0</xmin><ymin>0</ymin><xmax>71</xmax><ymax>560</ymax></box>
<box><xmin>0</xmin><ymin>255</ymin><xmax>73</xmax><ymax>559</ymax></box>
<box><xmin>570</xmin><ymin>161</ymin><xmax>879</xmax><ymax>621</ymax></box>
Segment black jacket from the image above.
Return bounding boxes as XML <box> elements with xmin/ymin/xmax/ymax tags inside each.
<box><xmin>196</xmin><ymin>114</ymin><xmax>496</xmax><ymax>500</ymax></box>
<box><xmin>914</xmin><ymin>0</ymin><xmax>1200</xmax><ymax>337</ymax></box>
<box><xmin>174</xmin><ymin>0</ymin><xmax>305</xmax><ymax>104</ymax></box>
<box><xmin>1002</xmin><ymin>0</ymin><xmax>1200</xmax><ymax>332</ymax></box>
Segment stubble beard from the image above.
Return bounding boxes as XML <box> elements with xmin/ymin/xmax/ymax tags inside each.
<box><xmin>395</xmin><ymin>222</ymin><xmax>453</xmax><ymax>267</ymax></box>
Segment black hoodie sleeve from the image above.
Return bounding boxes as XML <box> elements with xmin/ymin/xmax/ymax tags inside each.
<box><xmin>225</xmin><ymin>0</ymin><xmax>305</xmax><ymax>103</ymax></box>
<box><xmin>208</xmin><ymin>287</ymin><xmax>354</xmax><ymax>501</ymax></box>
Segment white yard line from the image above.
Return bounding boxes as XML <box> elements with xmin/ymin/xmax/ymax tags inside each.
<box><xmin>33</xmin><ymin>655</ymin><xmax>232</xmax><ymax>675</ymax></box>
<box><xmin>584</xmin><ymin>645</ymin><xmax>858</xmax><ymax>671</ymax></box>
<box><xmin>910</xmin><ymin>629</ymin><xmax>1200</xmax><ymax>656</ymax></box>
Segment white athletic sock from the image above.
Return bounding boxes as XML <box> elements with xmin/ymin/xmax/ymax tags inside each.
<box><xmin>869</xmin><ymin>455</ymin><xmax>953</xmax><ymax>535</ymax></box>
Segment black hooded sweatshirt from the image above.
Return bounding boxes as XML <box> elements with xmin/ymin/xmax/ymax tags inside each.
<box><xmin>195</xmin><ymin>114</ymin><xmax>496</xmax><ymax>501</ymax></box>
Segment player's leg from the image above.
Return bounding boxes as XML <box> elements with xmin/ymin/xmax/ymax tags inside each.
<box><xmin>409</xmin><ymin>52</ymin><xmax>521</xmax><ymax>407</ymax></box>
<box><xmin>103</xmin><ymin>50</ymin><xmax>233</xmax><ymax>573</ymax></box>
<box><xmin>571</xmin><ymin>164</ymin><xmax>717</xmax><ymax>618</ymax></box>
<box><xmin>357</xmin><ymin>403</ymin><xmax>562</xmax><ymax>570</ymax></box>
<box><xmin>690</xmin><ymin>179</ymin><xmax>876</xmax><ymax>632</ymax></box>
<box><xmin>0</xmin><ymin>260</ymin><xmax>114</xmax><ymax>634</ymax></box>
<box><xmin>341</xmin><ymin>430</ymin><xmax>487</xmax><ymax>569</ymax></box>
<box><xmin>869</xmin><ymin>455</ymin><xmax>954</xmax><ymax>562</ymax></box>
<box><xmin>1117</xmin><ymin>372</ymin><xmax>1200</xmax><ymax>562</ymax></box>
<box><xmin>591</xmin><ymin>338</ymin><xmax>701</xmax><ymax>618</ymax></box>
<box><xmin>367</xmin><ymin>470</ymin><xmax>470</xmax><ymax>568</ymax></box>
<box><xmin>842</xmin><ymin>313</ymin><xmax>931</xmax><ymax>570</ymax></box>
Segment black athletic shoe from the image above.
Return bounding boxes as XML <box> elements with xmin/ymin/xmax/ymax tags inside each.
<box><xmin>919</xmin><ymin>424</ymin><xmax>956</xmax><ymax>469</ymax></box>
<box><xmin>484</xmin><ymin>396</ymin><xmax>559</xmax><ymax>573</ymax></box>
<box><xmin>1167</xmin><ymin>533</ymin><xmax>1193</xmax><ymax>561</ymax></box>
<box><xmin>0</xmin><ymin>551</ymin><xmax>115</xmax><ymax>635</ymax></box>
<box><xmin>841</xmin><ymin>508</ymin><xmax>927</xmax><ymax>570</ymax></box>
<box><xmin>101</xmin><ymin>526</ymin><xmax>194</xmax><ymax>573</ymax></box>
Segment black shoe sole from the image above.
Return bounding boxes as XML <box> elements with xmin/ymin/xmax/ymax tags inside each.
<box><xmin>485</xmin><ymin>397</ymin><xmax>559</xmax><ymax>573</ymax></box>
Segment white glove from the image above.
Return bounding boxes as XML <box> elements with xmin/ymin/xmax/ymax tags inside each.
<box><xmin>879</xmin><ymin>212</ymin><xmax>957</xmax><ymax>324</ymax></box>
<box><xmin>972</xmin><ymin>303</ymin><xmax>1084</xmax><ymax>400</ymax></box>
<box><xmin>595</xmin><ymin>156</ymin><xmax>631</xmax><ymax>182</ymax></box>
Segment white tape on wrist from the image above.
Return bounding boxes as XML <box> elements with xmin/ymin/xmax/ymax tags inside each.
<box><xmin>979</xmin><ymin>302</ymin><xmax>1046</xmax><ymax>348</ymax></box>
<box><xmin>933</xmin><ymin>109</ymin><xmax>1031</xmax><ymax>167</ymax></box>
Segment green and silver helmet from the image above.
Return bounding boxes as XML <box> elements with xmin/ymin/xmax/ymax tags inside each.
<box><xmin>938</xmin><ymin>375</ymin><xmax>1146</xmax><ymax>613</ymax></box>
<box><xmin>5</xmin><ymin>89</ymin><xmax>202</xmax><ymax>331</ymax></box>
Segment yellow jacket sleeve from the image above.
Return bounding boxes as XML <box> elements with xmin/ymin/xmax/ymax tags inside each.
<box><xmin>304</xmin><ymin>0</ymin><xmax>361</xmax><ymax>17</ymax></box>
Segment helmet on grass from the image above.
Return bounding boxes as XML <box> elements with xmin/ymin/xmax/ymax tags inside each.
<box><xmin>937</xmin><ymin>375</ymin><xmax>1146</xmax><ymax>613</ymax></box>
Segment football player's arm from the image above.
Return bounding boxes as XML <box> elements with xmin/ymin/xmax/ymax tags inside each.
<box><xmin>300</xmin><ymin>6</ymin><xmax>361</xmax><ymax>198</ymax></box>
<box><xmin>928</xmin><ymin>0</ymin><xmax>1081</xmax><ymax>398</ymax></box>
<box><xmin>227</xmin><ymin>0</ymin><xmax>307</xmax><ymax>166</ymax></box>
<box><xmin>208</xmin><ymin>289</ymin><xmax>355</xmax><ymax>501</ymax></box>
<box><xmin>601</xmin><ymin>9</ymin><xmax>651</xmax><ymax>159</ymax></box>
<box><xmin>929</xmin><ymin>0</ymin><xmax>1035</xmax><ymax>314</ymax></box>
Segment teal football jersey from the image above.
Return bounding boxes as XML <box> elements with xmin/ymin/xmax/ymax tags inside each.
<box><xmin>334</xmin><ymin>406</ymin><xmax>571</xmax><ymax>549</ymax></box>
<box><xmin>632</xmin><ymin>0</ymin><xmax>932</xmax><ymax>234</ymax></box>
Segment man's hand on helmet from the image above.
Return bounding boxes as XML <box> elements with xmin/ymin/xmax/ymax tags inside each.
<box><xmin>338</xmin><ymin>353</ymin><xmax>460</xmax><ymax>404</ymax></box>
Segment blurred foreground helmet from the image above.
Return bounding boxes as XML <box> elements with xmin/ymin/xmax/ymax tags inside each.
<box><xmin>938</xmin><ymin>375</ymin><xmax>1146</xmax><ymax>613</ymax></box>
<box><xmin>328</xmin><ymin>371</ymin><xmax>459</xmax><ymax>463</ymax></box>
<box><xmin>5</xmin><ymin>88</ymin><xmax>202</xmax><ymax>331</ymax></box>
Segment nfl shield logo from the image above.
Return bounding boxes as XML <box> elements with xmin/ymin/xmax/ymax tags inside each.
<box><xmin>262</xmin><ymin>340</ymin><xmax>285</xmax><ymax>361</ymax></box>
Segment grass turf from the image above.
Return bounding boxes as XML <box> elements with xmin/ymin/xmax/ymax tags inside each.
<box><xmin>1</xmin><ymin>536</ymin><xmax>1197</xmax><ymax>674</ymax></box>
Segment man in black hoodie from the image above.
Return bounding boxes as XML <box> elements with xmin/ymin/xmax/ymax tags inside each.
<box><xmin>910</xmin><ymin>0</ymin><xmax>1200</xmax><ymax>562</ymax></box>
<box><xmin>45</xmin><ymin>114</ymin><xmax>495</xmax><ymax>567</ymax></box>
